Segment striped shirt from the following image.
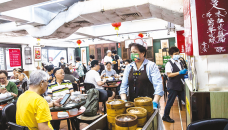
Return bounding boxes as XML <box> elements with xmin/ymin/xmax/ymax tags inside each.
<box><xmin>47</xmin><ymin>80</ymin><xmax>73</xmax><ymax>97</ymax></box>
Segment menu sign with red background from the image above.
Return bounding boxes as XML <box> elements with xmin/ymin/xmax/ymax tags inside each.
<box><xmin>9</xmin><ymin>49</ymin><xmax>21</xmax><ymax>67</ymax></box>
<box><xmin>176</xmin><ymin>30</ymin><xmax>186</xmax><ymax>53</ymax></box>
<box><xmin>184</xmin><ymin>0</ymin><xmax>193</xmax><ymax>56</ymax></box>
<box><xmin>195</xmin><ymin>0</ymin><xmax>228</xmax><ymax>55</ymax></box>
<box><xmin>34</xmin><ymin>47</ymin><xmax>41</xmax><ymax>60</ymax></box>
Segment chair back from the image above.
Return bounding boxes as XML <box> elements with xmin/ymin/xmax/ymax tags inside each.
<box><xmin>18</xmin><ymin>89</ymin><xmax>23</xmax><ymax>97</ymax></box>
<box><xmin>83</xmin><ymin>83</ymin><xmax>95</xmax><ymax>92</ymax></box>
<box><xmin>72</xmin><ymin>83</ymin><xmax>79</xmax><ymax>91</ymax></box>
<box><xmin>21</xmin><ymin>81</ymin><xmax>27</xmax><ymax>92</ymax></box>
<box><xmin>2</xmin><ymin>103</ymin><xmax>16</xmax><ymax>123</ymax></box>
<box><xmin>8</xmin><ymin>122</ymin><xmax>29</xmax><ymax>130</ymax></box>
<box><xmin>187</xmin><ymin>118</ymin><xmax>228</xmax><ymax>130</ymax></box>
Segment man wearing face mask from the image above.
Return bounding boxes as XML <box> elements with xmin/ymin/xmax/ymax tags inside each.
<box><xmin>162</xmin><ymin>47</ymin><xmax>188</xmax><ymax>123</ymax></box>
<box><xmin>58</xmin><ymin>57</ymin><xmax>66</xmax><ymax>68</ymax></box>
<box><xmin>119</xmin><ymin>41</ymin><xmax>164</xmax><ymax>110</ymax></box>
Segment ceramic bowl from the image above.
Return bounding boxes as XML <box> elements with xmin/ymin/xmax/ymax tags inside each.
<box><xmin>0</xmin><ymin>94</ymin><xmax>7</xmax><ymax>100</ymax></box>
<box><xmin>69</xmin><ymin>108</ymin><xmax>78</xmax><ymax>115</ymax></box>
<box><xmin>70</xmin><ymin>96</ymin><xmax>76</xmax><ymax>100</ymax></box>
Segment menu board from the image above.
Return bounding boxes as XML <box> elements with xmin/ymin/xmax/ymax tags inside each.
<box><xmin>196</xmin><ymin>0</ymin><xmax>228</xmax><ymax>55</ymax></box>
<box><xmin>184</xmin><ymin>0</ymin><xmax>193</xmax><ymax>56</ymax></box>
<box><xmin>9</xmin><ymin>49</ymin><xmax>21</xmax><ymax>67</ymax></box>
<box><xmin>34</xmin><ymin>46</ymin><xmax>41</xmax><ymax>61</ymax></box>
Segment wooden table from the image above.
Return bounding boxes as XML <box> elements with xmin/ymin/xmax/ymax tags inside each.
<box><xmin>51</xmin><ymin>106</ymin><xmax>85</xmax><ymax>130</ymax></box>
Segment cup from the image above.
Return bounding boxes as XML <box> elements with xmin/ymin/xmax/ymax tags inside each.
<box><xmin>69</xmin><ymin>108</ymin><xmax>78</xmax><ymax>115</ymax></box>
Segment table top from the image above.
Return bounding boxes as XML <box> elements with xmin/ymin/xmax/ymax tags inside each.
<box><xmin>0</xmin><ymin>104</ymin><xmax>7</xmax><ymax>111</ymax></box>
<box><xmin>50</xmin><ymin>99</ymin><xmax>86</xmax><ymax>112</ymax></box>
<box><xmin>0</xmin><ymin>96</ymin><xmax>14</xmax><ymax>104</ymax></box>
<box><xmin>103</xmin><ymin>82</ymin><xmax>120</xmax><ymax>88</ymax></box>
<box><xmin>51</xmin><ymin>106</ymin><xmax>85</xmax><ymax>121</ymax></box>
<box><xmin>105</xmin><ymin>80</ymin><xmax>122</xmax><ymax>84</ymax></box>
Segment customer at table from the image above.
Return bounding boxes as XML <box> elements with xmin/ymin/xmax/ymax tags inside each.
<box><xmin>64</xmin><ymin>67</ymin><xmax>77</xmax><ymax>83</ymax></box>
<box><xmin>46</xmin><ymin>65</ymin><xmax>55</xmax><ymax>83</ymax></box>
<box><xmin>47</xmin><ymin>68</ymin><xmax>73</xmax><ymax>130</ymax></box>
<box><xmin>162</xmin><ymin>47</ymin><xmax>187</xmax><ymax>123</ymax></box>
<box><xmin>68</xmin><ymin>63</ymin><xmax>79</xmax><ymax>79</ymax></box>
<box><xmin>0</xmin><ymin>70</ymin><xmax>18</xmax><ymax>98</ymax></box>
<box><xmin>87</xmin><ymin>55</ymin><xmax>95</xmax><ymax>71</ymax></box>
<box><xmin>104</xmin><ymin>50</ymin><xmax>113</xmax><ymax>65</ymax></box>
<box><xmin>10</xmin><ymin>68</ymin><xmax>18</xmax><ymax>79</ymax></box>
<box><xmin>15</xmin><ymin>68</ymin><xmax>29</xmax><ymax>89</ymax></box>
<box><xmin>101</xmin><ymin>62</ymin><xmax>117</xmax><ymax>78</ymax></box>
<box><xmin>84</xmin><ymin>60</ymin><xmax>115</xmax><ymax>101</ymax></box>
<box><xmin>58</xmin><ymin>57</ymin><xmax>66</xmax><ymax>67</ymax></box>
<box><xmin>75</xmin><ymin>57</ymin><xmax>85</xmax><ymax>82</ymax></box>
<box><xmin>16</xmin><ymin>70</ymin><xmax>62</xmax><ymax>130</ymax></box>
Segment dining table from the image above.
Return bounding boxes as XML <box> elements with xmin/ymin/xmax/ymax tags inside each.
<box><xmin>103</xmin><ymin>82</ymin><xmax>121</xmax><ymax>99</ymax></box>
<box><xmin>0</xmin><ymin>96</ymin><xmax>14</xmax><ymax>105</ymax></box>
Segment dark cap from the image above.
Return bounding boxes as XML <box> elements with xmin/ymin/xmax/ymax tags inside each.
<box><xmin>91</xmin><ymin>60</ymin><xmax>99</xmax><ymax>67</ymax></box>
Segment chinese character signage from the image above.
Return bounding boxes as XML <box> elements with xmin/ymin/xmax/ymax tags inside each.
<box><xmin>9</xmin><ymin>49</ymin><xmax>21</xmax><ymax>67</ymax></box>
<box><xmin>184</xmin><ymin>0</ymin><xmax>193</xmax><ymax>56</ymax></box>
<box><xmin>34</xmin><ymin>46</ymin><xmax>41</xmax><ymax>61</ymax></box>
<box><xmin>177</xmin><ymin>30</ymin><xmax>186</xmax><ymax>53</ymax></box>
<box><xmin>196</xmin><ymin>0</ymin><xmax>228</xmax><ymax>55</ymax></box>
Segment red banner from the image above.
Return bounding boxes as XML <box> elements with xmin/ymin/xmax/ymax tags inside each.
<box><xmin>195</xmin><ymin>0</ymin><xmax>228</xmax><ymax>55</ymax></box>
<box><xmin>176</xmin><ymin>30</ymin><xmax>185</xmax><ymax>53</ymax></box>
<box><xmin>184</xmin><ymin>0</ymin><xmax>193</xmax><ymax>56</ymax></box>
<box><xmin>9</xmin><ymin>49</ymin><xmax>21</xmax><ymax>67</ymax></box>
<box><xmin>34</xmin><ymin>47</ymin><xmax>41</xmax><ymax>60</ymax></box>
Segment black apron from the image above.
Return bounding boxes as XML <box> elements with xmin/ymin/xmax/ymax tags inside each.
<box><xmin>167</xmin><ymin>60</ymin><xmax>185</xmax><ymax>91</ymax></box>
<box><xmin>128</xmin><ymin>64</ymin><xmax>155</xmax><ymax>102</ymax></box>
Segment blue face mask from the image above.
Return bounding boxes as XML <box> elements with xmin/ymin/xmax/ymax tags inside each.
<box><xmin>173</xmin><ymin>55</ymin><xmax>180</xmax><ymax>61</ymax></box>
<box><xmin>97</xmin><ymin>70</ymin><xmax>100</xmax><ymax>72</ymax></box>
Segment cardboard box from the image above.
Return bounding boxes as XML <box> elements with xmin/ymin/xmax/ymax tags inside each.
<box><xmin>159</xmin><ymin>49</ymin><xmax>162</xmax><ymax>53</ymax></box>
<box><xmin>156</xmin><ymin>57</ymin><xmax>163</xmax><ymax>61</ymax></box>
<box><xmin>155</xmin><ymin>53</ymin><xmax>163</xmax><ymax>58</ymax></box>
<box><xmin>156</xmin><ymin>60</ymin><xmax>163</xmax><ymax>65</ymax></box>
<box><xmin>162</xmin><ymin>52</ymin><xmax>167</xmax><ymax>56</ymax></box>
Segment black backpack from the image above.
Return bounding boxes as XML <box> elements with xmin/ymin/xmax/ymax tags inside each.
<box><xmin>83</xmin><ymin>64</ymin><xmax>88</xmax><ymax>74</ymax></box>
<box><xmin>83</xmin><ymin>88</ymin><xmax>99</xmax><ymax>116</ymax></box>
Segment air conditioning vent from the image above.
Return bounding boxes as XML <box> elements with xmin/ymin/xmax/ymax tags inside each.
<box><xmin>120</xmin><ymin>12</ymin><xmax>142</xmax><ymax>20</ymax></box>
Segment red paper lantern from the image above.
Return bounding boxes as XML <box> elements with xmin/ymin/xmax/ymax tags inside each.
<box><xmin>77</xmin><ymin>40</ymin><xmax>82</xmax><ymax>48</ymax></box>
<box><xmin>111</xmin><ymin>22</ymin><xmax>121</xmax><ymax>36</ymax></box>
<box><xmin>138</xmin><ymin>33</ymin><xmax>144</xmax><ymax>38</ymax></box>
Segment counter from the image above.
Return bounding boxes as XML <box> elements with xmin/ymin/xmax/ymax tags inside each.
<box><xmin>185</xmin><ymin>79</ymin><xmax>228</xmax><ymax>126</ymax></box>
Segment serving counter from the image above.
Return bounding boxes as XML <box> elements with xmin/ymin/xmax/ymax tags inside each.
<box><xmin>185</xmin><ymin>79</ymin><xmax>228</xmax><ymax>126</ymax></box>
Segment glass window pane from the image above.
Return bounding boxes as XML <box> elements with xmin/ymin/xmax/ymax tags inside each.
<box><xmin>48</xmin><ymin>49</ymin><xmax>67</xmax><ymax>67</ymax></box>
<box><xmin>6</xmin><ymin>48</ymin><xmax>21</xmax><ymax>71</ymax></box>
<box><xmin>0</xmin><ymin>48</ymin><xmax>5</xmax><ymax>70</ymax></box>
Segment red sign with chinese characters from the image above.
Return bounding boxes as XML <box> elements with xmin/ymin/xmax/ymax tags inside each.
<box><xmin>34</xmin><ymin>47</ymin><xmax>41</xmax><ymax>60</ymax></box>
<box><xmin>184</xmin><ymin>0</ymin><xmax>193</xmax><ymax>56</ymax></box>
<box><xmin>9</xmin><ymin>49</ymin><xmax>21</xmax><ymax>67</ymax></box>
<box><xmin>177</xmin><ymin>30</ymin><xmax>186</xmax><ymax>53</ymax></box>
<box><xmin>195</xmin><ymin>0</ymin><xmax>228</xmax><ymax>55</ymax></box>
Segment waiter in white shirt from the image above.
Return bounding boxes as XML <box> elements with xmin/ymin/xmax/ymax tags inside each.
<box><xmin>162</xmin><ymin>47</ymin><xmax>187</xmax><ymax>123</ymax></box>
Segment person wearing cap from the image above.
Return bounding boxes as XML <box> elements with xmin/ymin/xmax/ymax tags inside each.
<box><xmin>104</xmin><ymin>50</ymin><xmax>113</xmax><ymax>65</ymax></box>
<box><xmin>162</xmin><ymin>47</ymin><xmax>187</xmax><ymax>123</ymax></box>
<box><xmin>119</xmin><ymin>41</ymin><xmax>164</xmax><ymax>110</ymax></box>
<box><xmin>84</xmin><ymin>60</ymin><xmax>115</xmax><ymax>100</ymax></box>
<box><xmin>58</xmin><ymin>57</ymin><xmax>66</xmax><ymax>68</ymax></box>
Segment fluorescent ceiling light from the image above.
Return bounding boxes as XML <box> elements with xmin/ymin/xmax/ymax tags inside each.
<box><xmin>0</xmin><ymin>0</ymin><xmax>12</xmax><ymax>4</ymax></box>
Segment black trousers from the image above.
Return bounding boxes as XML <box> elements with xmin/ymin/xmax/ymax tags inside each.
<box><xmin>163</xmin><ymin>88</ymin><xmax>185</xmax><ymax>117</ymax></box>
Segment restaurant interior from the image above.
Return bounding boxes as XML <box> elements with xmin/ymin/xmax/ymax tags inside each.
<box><xmin>0</xmin><ymin>0</ymin><xmax>228</xmax><ymax>130</ymax></box>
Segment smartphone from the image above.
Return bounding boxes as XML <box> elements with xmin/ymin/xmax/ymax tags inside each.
<box><xmin>60</xmin><ymin>93</ymin><xmax>71</xmax><ymax>105</ymax></box>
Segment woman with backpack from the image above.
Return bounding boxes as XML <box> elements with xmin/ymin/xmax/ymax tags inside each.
<box><xmin>75</xmin><ymin>57</ymin><xmax>85</xmax><ymax>82</ymax></box>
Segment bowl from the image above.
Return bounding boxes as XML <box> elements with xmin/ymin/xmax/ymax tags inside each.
<box><xmin>108</xmin><ymin>77</ymin><xmax>113</xmax><ymax>81</ymax></box>
<box><xmin>79</xmin><ymin>94</ymin><xmax>88</xmax><ymax>99</ymax></box>
<box><xmin>44</xmin><ymin>96</ymin><xmax>52</xmax><ymax>102</ymax></box>
<box><xmin>69</xmin><ymin>108</ymin><xmax>78</xmax><ymax>115</ymax></box>
<box><xmin>70</xmin><ymin>96</ymin><xmax>76</xmax><ymax>100</ymax></box>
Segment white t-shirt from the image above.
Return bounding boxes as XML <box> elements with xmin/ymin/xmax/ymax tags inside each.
<box><xmin>104</xmin><ymin>56</ymin><xmax>112</xmax><ymax>63</ymax></box>
<box><xmin>84</xmin><ymin>70</ymin><xmax>103</xmax><ymax>89</ymax></box>
<box><xmin>165</xmin><ymin>59</ymin><xmax>183</xmax><ymax>75</ymax></box>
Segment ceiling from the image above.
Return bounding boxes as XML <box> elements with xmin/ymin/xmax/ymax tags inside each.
<box><xmin>0</xmin><ymin>0</ymin><xmax>184</xmax><ymax>40</ymax></box>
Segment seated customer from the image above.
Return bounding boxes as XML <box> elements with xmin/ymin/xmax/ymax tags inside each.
<box><xmin>64</xmin><ymin>67</ymin><xmax>77</xmax><ymax>83</ymax></box>
<box><xmin>68</xmin><ymin>63</ymin><xmax>79</xmax><ymax>79</ymax></box>
<box><xmin>47</xmin><ymin>68</ymin><xmax>74</xmax><ymax>130</ymax></box>
<box><xmin>15</xmin><ymin>68</ymin><xmax>29</xmax><ymax>89</ymax></box>
<box><xmin>84</xmin><ymin>60</ymin><xmax>115</xmax><ymax>101</ymax></box>
<box><xmin>16</xmin><ymin>70</ymin><xmax>62</xmax><ymax>130</ymax></box>
<box><xmin>101</xmin><ymin>62</ymin><xmax>117</xmax><ymax>77</ymax></box>
<box><xmin>46</xmin><ymin>65</ymin><xmax>55</xmax><ymax>83</ymax></box>
<box><xmin>0</xmin><ymin>70</ymin><xmax>18</xmax><ymax>98</ymax></box>
<box><xmin>10</xmin><ymin>68</ymin><xmax>18</xmax><ymax>79</ymax></box>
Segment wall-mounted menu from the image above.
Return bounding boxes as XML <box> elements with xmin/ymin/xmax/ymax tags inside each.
<box><xmin>9</xmin><ymin>49</ymin><xmax>21</xmax><ymax>67</ymax></box>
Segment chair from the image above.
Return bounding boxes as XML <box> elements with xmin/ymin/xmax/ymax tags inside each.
<box><xmin>2</xmin><ymin>103</ymin><xmax>29</xmax><ymax>130</ymax></box>
<box><xmin>75</xmin><ymin>113</ymin><xmax>102</xmax><ymax>130</ymax></box>
<box><xmin>187</xmin><ymin>118</ymin><xmax>228</xmax><ymax>130</ymax></box>
<box><xmin>72</xmin><ymin>83</ymin><xmax>79</xmax><ymax>91</ymax></box>
<box><xmin>17</xmin><ymin>89</ymin><xmax>23</xmax><ymax>97</ymax></box>
<box><xmin>21</xmin><ymin>81</ymin><xmax>27</xmax><ymax>92</ymax></box>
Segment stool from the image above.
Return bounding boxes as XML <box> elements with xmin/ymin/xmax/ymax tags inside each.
<box><xmin>75</xmin><ymin>114</ymin><xmax>102</xmax><ymax>130</ymax></box>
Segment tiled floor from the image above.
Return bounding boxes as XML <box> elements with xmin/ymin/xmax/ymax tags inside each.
<box><xmin>159</xmin><ymin>96</ymin><xmax>186</xmax><ymax>130</ymax></box>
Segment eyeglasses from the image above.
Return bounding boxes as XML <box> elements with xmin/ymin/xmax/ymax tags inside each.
<box><xmin>0</xmin><ymin>77</ymin><xmax>6</xmax><ymax>80</ymax></box>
